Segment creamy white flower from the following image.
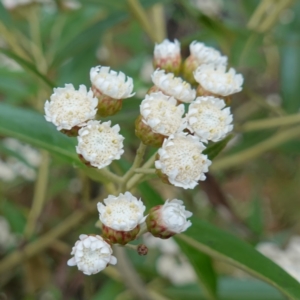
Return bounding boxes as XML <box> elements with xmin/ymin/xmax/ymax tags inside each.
<box><xmin>151</xmin><ymin>69</ymin><xmax>196</xmax><ymax>103</ymax></box>
<box><xmin>140</xmin><ymin>92</ymin><xmax>186</xmax><ymax>136</ymax></box>
<box><xmin>160</xmin><ymin>199</ymin><xmax>192</xmax><ymax>233</ymax></box>
<box><xmin>44</xmin><ymin>84</ymin><xmax>98</xmax><ymax>131</ymax></box>
<box><xmin>186</xmin><ymin>96</ymin><xmax>233</xmax><ymax>143</ymax></box>
<box><xmin>76</xmin><ymin>120</ymin><xmax>124</xmax><ymax>169</ymax></box>
<box><xmin>67</xmin><ymin>234</ymin><xmax>117</xmax><ymax>275</ymax></box>
<box><xmin>97</xmin><ymin>192</ymin><xmax>146</xmax><ymax>231</ymax></box>
<box><xmin>154</xmin><ymin>39</ymin><xmax>180</xmax><ymax>60</ymax></box>
<box><xmin>155</xmin><ymin>133</ymin><xmax>211</xmax><ymax>189</ymax></box>
<box><xmin>90</xmin><ymin>66</ymin><xmax>135</xmax><ymax>99</ymax></box>
<box><xmin>194</xmin><ymin>64</ymin><xmax>244</xmax><ymax>96</ymax></box>
<box><xmin>189</xmin><ymin>41</ymin><xmax>227</xmax><ymax>66</ymax></box>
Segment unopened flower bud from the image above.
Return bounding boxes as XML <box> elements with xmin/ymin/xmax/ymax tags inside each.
<box><xmin>151</xmin><ymin>69</ymin><xmax>196</xmax><ymax>104</ymax></box>
<box><xmin>183</xmin><ymin>41</ymin><xmax>227</xmax><ymax>84</ymax></box>
<box><xmin>146</xmin><ymin>199</ymin><xmax>192</xmax><ymax>239</ymax></box>
<box><xmin>193</xmin><ymin>64</ymin><xmax>243</xmax><ymax>99</ymax></box>
<box><xmin>97</xmin><ymin>192</ymin><xmax>146</xmax><ymax>245</ymax></box>
<box><xmin>67</xmin><ymin>234</ymin><xmax>117</xmax><ymax>275</ymax></box>
<box><xmin>44</xmin><ymin>84</ymin><xmax>98</xmax><ymax>136</ymax></box>
<box><xmin>135</xmin><ymin>92</ymin><xmax>186</xmax><ymax>147</ymax></box>
<box><xmin>137</xmin><ymin>244</ymin><xmax>148</xmax><ymax>256</ymax></box>
<box><xmin>153</xmin><ymin>39</ymin><xmax>181</xmax><ymax>75</ymax></box>
<box><xmin>90</xmin><ymin>66</ymin><xmax>135</xmax><ymax>117</ymax></box>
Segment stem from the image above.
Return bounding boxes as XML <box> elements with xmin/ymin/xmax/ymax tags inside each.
<box><xmin>120</xmin><ymin>142</ymin><xmax>147</xmax><ymax>191</ymax></box>
<box><xmin>127</xmin><ymin>0</ymin><xmax>159</xmax><ymax>43</ymax></box>
<box><xmin>134</xmin><ymin>168</ymin><xmax>156</xmax><ymax>175</ymax></box>
<box><xmin>24</xmin><ymin>151</ymin><xmax>49</xmax><ymax>239</ymax></box>
<box><xmin>241</xmin><ymin>113</ymin><xmax>300</xmax><ymax>132</ymax></box>
<box><xmin>247</xmin><ymin>0</ymin><xmax>272</xmax><ymax>30</ymax></box>
<box><xmin>127</xmin><ymin>151</ymin><xmax>157</xmax><ymax>190</ymax></box>
<box><xmin>84</xmin><ymin>166</ymin><xmax>122</xmax><ymax>185</ymax></box>
<box><xmin>212</xmin><ymin>125</ymin><xmax>300</xmax><ymax>172</ymax></box>
<box><xmin>122</xmin><ymin>243</ymin><xmax>138</xmax><ymax>251</ymax></box>
<box><xmin>148</xmin><ymin>4</ymin><xmax>166</xmax><ymax>42</ymax></box>
<box><xmin>258</xmin><ymin>0</ymin><xmax>294</xmax><ymax>32</ymax></box>
<box><xmin>113</xmin><ymin>246</ymin><xmax>152</xmax><ymax>300</ymax></box>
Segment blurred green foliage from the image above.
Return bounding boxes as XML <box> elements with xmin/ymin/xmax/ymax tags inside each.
<box><xmin>1</xmin><ymin>0</ymin><xmax>300</xmax><ymax>299</ymax></box>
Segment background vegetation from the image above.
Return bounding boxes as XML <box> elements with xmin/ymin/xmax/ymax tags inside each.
<box><xmin>1</xmin><ymin>0</ymin><xmax>300</xmax><ymax>299</ymax></box>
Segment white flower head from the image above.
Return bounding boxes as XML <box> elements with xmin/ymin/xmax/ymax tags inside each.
<box><xmin>76</xmin><ymin>120</ymin><xmax>124</xmax><ymax>169</ymax></box>
<box><xmin>140</xmin><ymin>92</ymin><xmax>186</xmax><ymax>136</ymax></box>
<box><xmin>194</xmin><ymin>64</ymin><xmax>244</xmax><ymax>96</ymax></box>
<box><xmin>44</xmin><ymin>84</ymin><xmax>98</xmax><ymax>131</ymax></box>
<box><xmin>189</xmin><ymin>41</ymin><xmax>227</xmax><ymax>66</ymax></box>
<box><xmin>151</xmin><ymin>69</ymin><xmax>196</xmax><ymax>103</ymax></box>
<box><xmin>154</xmin><ymin>39</ymin><xmax>181</xmax><ymax>60</ymax></box>
<box><xmin>160</xmin><ymin>199</ymin><xmax>192</xmax><ymax>233</ymax></box>
<box><xmin>90</xmin><ymin>66</ymin><xmax>135</xmax><ymax>99</ymax></box>
<box><xmin>155</xmin><ymin>132</ymin><xmax>211</xmax><ymax>189</ymax></box>
<box><xmin>97</xmin><ymin>192</ymin><xmax>146</xmax><ymax>231</ymax></box>
<box><xmin>187</xmin><ymin>96</ymin><xmax>233</xmax><ymax>143</ymax></box>
<box><xmin>67</xmin><ymin>234</ymin><xmax>117</xmax><ymax>275</ymax></box>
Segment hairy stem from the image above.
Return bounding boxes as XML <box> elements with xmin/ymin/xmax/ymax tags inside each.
<box><xmin>120</xmin><ymin>142</ymin><xmax>147</xmax><ymax>191</ymax></box>
<box><xmin>127</xmin><ymin>151</ymin><xmax>157</xmax><ymax>190</ymax></box>
<box><xmin>134</xmin><ymin>168</ymin><xmax>156</xmax><ymax>175</ymax></box>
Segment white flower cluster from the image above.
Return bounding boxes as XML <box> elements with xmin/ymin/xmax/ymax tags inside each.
<box><xmin>68</xmin><ymin>192</ymin><xmax>192</xmax><ymax>275</ymax></box>
<box><xmin>44</xmin><ymin>65</ymin><xmax>136</xmax><ymax>169</ymax></box>
<box><xmin>137</xmin><ymin>39</ymin><xmax>243</xmax><ymax>189</ymax></box>
<box><xmin>41</xmin><ymin>39</ymin><xmax>244</xmax><ymax>276</ymax></box>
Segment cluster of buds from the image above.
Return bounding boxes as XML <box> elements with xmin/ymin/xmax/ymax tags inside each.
<box><xmin>44</xmin><ymin>38</ymin><xmax>243</xmax><ymax>276</ymax></box>
<box><xmin>44</xmin><ymin>66</ymin><xmax>134</xmax><ymax>168</ymax></box>
<box><xmin>136</xmin><ymin>39</ymin><xmax>243</xmax><ymax>189</ymax></box>
<box><xmin>66</xmin><ymin>193</ymin><xmax>192</xmax><ymax>275</ymax></box>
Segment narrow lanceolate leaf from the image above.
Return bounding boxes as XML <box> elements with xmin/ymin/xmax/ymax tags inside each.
<box><xmin>175</xmin><ymin>237</ymin><xmax>217</xmax><ymax>300</ymax></box>
<box><xmin>0</xmin><ymin>48</ymin><xmax>55</xmax><ymax>89</ymax></box>
<box><xmin>203</xmin><ymin>134</ymin><xmax>233</xmax><ymax>160</ymax></box>
<box><xmin>177</xmin><ymin>218</ymin><xmax>300</xmax><ymax>300</ymax></box>
<box><xmin>0</xmin><ymin>103</ymin><xmax>79</xmax><ymax>165</ymax></box>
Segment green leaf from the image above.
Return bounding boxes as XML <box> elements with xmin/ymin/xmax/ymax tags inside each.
<box><xmin>175</xmin><ymin>237</ymin><xmax>218</xmax><ymax>300</ymax></box>
<box><xmin>177</xmin><ymin>218</ymin><xmax>300</xmax><ymax>300</ymax></box>
<box><xmin>138</xmin><ymin>182</ymin><xmax>164</xmax><ymax>208</ymax></box>
<box><xmin>0</xmin><ymin>103</ymin><xmax>80</xmax><ymax>165</ymax></box>
<box><xmin>203</xmin><ymin>135</ymin><xmax>233</xmax><ymax>160</ymax></box>
<box><xmin>1</xmin><ymin>200</ymin><xmax>26</xmax><ymax>234</ymax></box>
<box><xmin>0</xmin><ymin>48</ymin><xmax>55</xmax><ymax>89</ymax></box>
<box><xmin>91</xmin><ymin>281</ymin><xmax>124</xmax><ymax>300</ymax></box>
<box><xmin>280</xmin><ymin>32</ymin><xmax>300</xmax><ymax>113</ymax></box>
<box><xmin>247</xmin><ymin>195</ymin><xmax>264</xmax><ymax>237</ymax></box>
<box><xmin>164</xmin><ymin>278</ymin><xmax>284</xmax><ymax>300</ymax></box>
